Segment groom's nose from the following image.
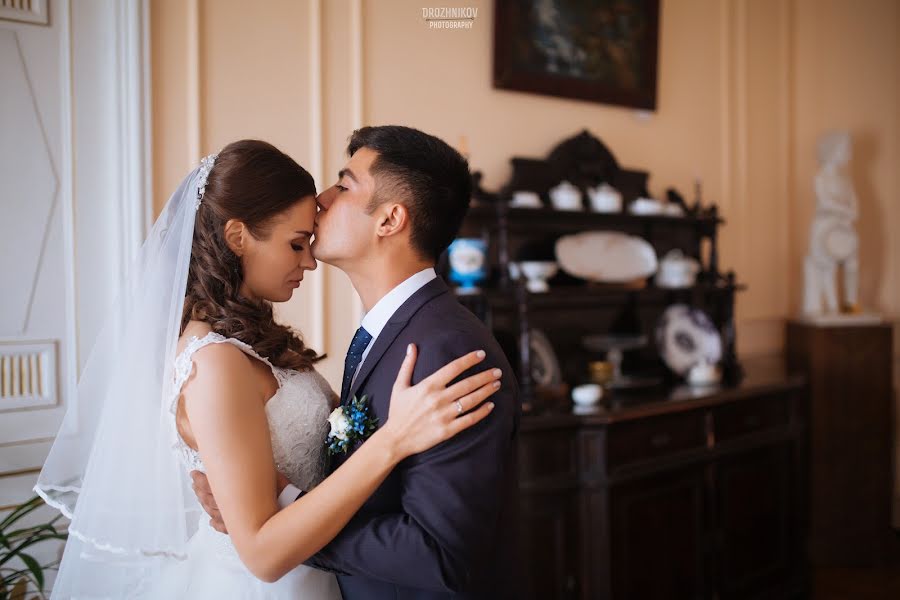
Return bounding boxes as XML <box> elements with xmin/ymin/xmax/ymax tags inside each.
<box><xmin>316</xmin><ymin>185</ymin><xmax>337</xmax><ymax>210</ymax></box>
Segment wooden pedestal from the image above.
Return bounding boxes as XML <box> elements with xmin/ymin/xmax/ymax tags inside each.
<box><xmin>786</xmin><ymin>320</ymin><xmax>894</xmax><ymax>566</ymax></box>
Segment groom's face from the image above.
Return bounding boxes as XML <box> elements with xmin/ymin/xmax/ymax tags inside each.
<box><xmin>311</xmin><ymin>147</ymin><xmax>380</xmax><ymax>267</ymax></box>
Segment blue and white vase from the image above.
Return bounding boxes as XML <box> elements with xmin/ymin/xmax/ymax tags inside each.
<box><xmin>447</xmin><ymin>238</ymin><xmax>487</xmax><ymax>294</ymax></box>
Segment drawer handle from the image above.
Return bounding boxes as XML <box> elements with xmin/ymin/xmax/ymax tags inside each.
<box><xmin>650</xmin><ymin>433</ymin><xmax>671</xmax><ymax>448</ymax></box>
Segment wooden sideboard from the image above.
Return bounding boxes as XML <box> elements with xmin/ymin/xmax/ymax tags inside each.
<box><xmin>515</xmin><ymin>362</ymin><xmax>807</xmax><ymax>599</ymax></box>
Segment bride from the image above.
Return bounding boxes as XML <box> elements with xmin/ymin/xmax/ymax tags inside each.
<box><xmin>35</xmin><ymin>140</ymin><xmax>501</xmax><ymax>599</ymax></box>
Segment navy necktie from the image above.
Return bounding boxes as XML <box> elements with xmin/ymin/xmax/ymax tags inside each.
<box><xmin>341</xmin><ymin>326</ymin><xmax>372</xmax><ymax>405</ymax></box>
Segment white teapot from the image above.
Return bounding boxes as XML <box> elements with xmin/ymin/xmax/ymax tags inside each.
<box><xmin>655</xmin><ymin>249</ymin><xmax>700</xmax><ymax>289</ymax></box>
<box><xmin>586</xmin><ymin>183</ymin><xmax>622</xmax><ymax>213</ymax></box>
<box><xmin>549</xmin><ymin>180</ymin><xmax>582</xmax><ymax>211</ymax></box>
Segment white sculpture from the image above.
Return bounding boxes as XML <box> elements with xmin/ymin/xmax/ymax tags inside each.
<box><xmin>803</xmin><ymin>131</ymin><xmax>860</xmax><ymax>316</ymax></box>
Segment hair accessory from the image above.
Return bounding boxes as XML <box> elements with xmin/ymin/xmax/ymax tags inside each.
<box><xmin>195</xmin><ymin>153</ymin><xmax>219</xmax><ymax>209</ymax></box>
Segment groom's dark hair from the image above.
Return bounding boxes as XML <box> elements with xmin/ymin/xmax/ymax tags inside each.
<box><xmin>347</xmin><ymin>125</ymin><xmax>471</xmax><ymax>262</ymax></box>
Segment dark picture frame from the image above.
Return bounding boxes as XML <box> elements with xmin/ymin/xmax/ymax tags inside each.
<box><xmin>493</xmin><ymin>0</ymin><xmax>660</xmax><ymax>110</ymax></box>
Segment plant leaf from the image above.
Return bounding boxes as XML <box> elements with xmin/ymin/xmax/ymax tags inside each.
<box><xmin>0</xmin><ymin>498</ymin><xmax>43</xmax><ymax>532</ymax></box>
<box><xmin>10</xmin><ymin>576</ymin><xmax>28</xmax><ymax>600</ymax></box>
<box><xmin>16</xmin><ymin>554</ymin><xmax>42</xmax><ymax>592</ymax></box>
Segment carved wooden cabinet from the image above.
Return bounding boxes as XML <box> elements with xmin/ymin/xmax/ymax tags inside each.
<box><xmin>515</xmin><ymin>366</ymin><xmax>807</xmax><ymax>599</ymax></box>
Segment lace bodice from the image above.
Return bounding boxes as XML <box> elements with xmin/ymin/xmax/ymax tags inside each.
<box><xmin>170</xmin><ymin>332</ymin><xmax>335</xmax><ymax>492</ymax></box>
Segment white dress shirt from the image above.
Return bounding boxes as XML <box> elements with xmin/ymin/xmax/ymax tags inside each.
<box><xmin>277</xmin><ymin>267</ymin><xmax>437</xmax><ymax>509</ymax></box>
<box><xmin>352</xmin><ymin>267</ymin><xmax>437</xmax><ymax>387</ymax></box>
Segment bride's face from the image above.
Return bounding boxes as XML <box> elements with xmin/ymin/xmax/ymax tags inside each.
<box><xmin>236</xmin><ymin>197</ymin><xmax>318</xmax><ymax>302</ymax></box>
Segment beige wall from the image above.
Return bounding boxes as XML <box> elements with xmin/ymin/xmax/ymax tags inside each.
<box><xmin>151</xmin><ymin>0</ymin><xmax>900</xmax><ymax>388</ymax></box>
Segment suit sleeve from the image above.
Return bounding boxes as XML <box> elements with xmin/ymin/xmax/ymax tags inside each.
<box><xmin>306</xmin><ymin>330</ymin><xmax>517</xmax><ymax>592</ymax></box>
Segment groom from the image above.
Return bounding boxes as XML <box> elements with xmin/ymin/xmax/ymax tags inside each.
<box><xmin>194</xmin><ymin>125</ymin><xmax>520</xmax><ymax>598</ymax></box>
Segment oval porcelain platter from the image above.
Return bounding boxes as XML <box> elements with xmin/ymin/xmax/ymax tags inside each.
<box><xmin>555</xmin><ymin>231</ymin><xmax>658</xmax><ymax>284</ymax></box>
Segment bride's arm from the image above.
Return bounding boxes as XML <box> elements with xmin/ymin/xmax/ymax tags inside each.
<box><xmin>184</xmin><ymin>342</ymin><xmax>499</xmax><ymax>583</ymax></box>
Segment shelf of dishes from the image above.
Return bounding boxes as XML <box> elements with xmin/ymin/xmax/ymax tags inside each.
<box><xmin>463</xmin><ymin>202</ymin><xmax>723</xmax><ymax>232</ymax></box>
<box><xmin>457</xmin><ymin>279</ymin><xmax>745</xmax><ymax>311</ymax></box>
<box><xmin>447</xmin><ymin>231</ymin><xmax>732</xmax><ymax>294</ymax></box>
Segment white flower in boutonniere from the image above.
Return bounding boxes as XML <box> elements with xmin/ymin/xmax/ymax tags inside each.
<box><xmin>326</xmin><ymin>394</ymin><xmax>379</xmax><ymax>456</ymax></box>
<box><xmin>328</xmin><ymin>407</ymin><xmax>351</xmax><ymax>441</ymax></box>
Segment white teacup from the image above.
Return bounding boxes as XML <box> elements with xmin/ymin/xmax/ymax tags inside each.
<box><xmin>510</xmin><ymin>190</ymin><xmax>542</xmax><ymax>209</ymax></box>
<box><xmin>549</xmin><ymin>181</ymin><xmax>583</xmax><ymax>211</ymax></box>
<box><xmin>587</xmin><ymin>183</ymin><xmax>622</xmax><ymax>213</ymax></box>
<box><xmin>572</xmin><ymin>384</ymin><xmax>603</xmax><ymax>406</ymax></box>
<box><xmin>687</xmin><ymin>361</ymin><xmax>721</xmax><ymax>386</ymax></box>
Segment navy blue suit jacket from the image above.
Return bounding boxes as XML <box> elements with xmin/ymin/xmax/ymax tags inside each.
<box><xmin>307</xmin><ymin>277</ymin><xmax>520</xmax><ymax>599</ymax></box>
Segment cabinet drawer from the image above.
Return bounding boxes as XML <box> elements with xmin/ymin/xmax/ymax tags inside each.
<box><xmin>607</xmin><ymin>411</ymin><xmax>706</xmax><ymax>468</ymax></box>
<box><xmin>518</xmin><ymin>429</ymin><xmax>578</xmax><ymax>486</ymax></box>
<box><xmin>714</xmin><ymin>394</ymin><xmax>790</xmax><ymax>442</ymax></box>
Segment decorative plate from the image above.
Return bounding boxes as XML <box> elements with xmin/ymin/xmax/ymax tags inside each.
<box><xmin>555</xmin><ymin>231</ymin><xmax>658</xmax><ymax>283</ymax></box>
<box><xmin>655</xmin><ymin>304</ymin><xmax>722</xmax><ymax>375</ymax></box>
<box><xmin>529</xmin><ymin>329</ymin><xmax>562</xmax><ymax>387</ymax></box>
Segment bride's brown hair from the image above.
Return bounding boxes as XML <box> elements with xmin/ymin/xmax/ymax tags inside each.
<box><xmin>181</xmin><ymin>139</ymin><xmax>323</xmax><ymax>371</ymax></box>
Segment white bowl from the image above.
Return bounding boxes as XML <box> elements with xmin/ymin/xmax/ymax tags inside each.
<box><xmin>629</xmin><ymin>197</ymin><xmax>663</xmax><ymax>215</ymax></box>
<box><xmin>572</xmin><ymin>384</ymin><xmax>603</xmax><ymax>406</ymax></box>
<box><xmin>519</xmin><ymin>261</ymin><xmax>558</xmax><ymax>293</ymax></box>
<box><xmin>510</xmin><ymin>190</ymin><xmax>542</xmax><ymax>209</ymax></box>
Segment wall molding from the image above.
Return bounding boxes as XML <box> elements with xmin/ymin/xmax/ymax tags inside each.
<box><xmin>307</xmin><ymin>0</ymin><xmax>326</xmax><ymax>352</ymax></box>
<box><xmin>186</xmin><ymin>0</ymin><xmax>200</xmax><ymax>165</ymax></box>
<box><xmin>113</xmin><ymin>0</ymin><xmax>154</xmax><ymax>279</ymax></box>
<box><xmin>350</xmin><ymin>0</ymin><xmax>364</xmax><ymax>322</ymax></box>
<box><xmin>59</xmin><ymin>0</ymin><xmax>78</xmax><ymax>420</ymax></box>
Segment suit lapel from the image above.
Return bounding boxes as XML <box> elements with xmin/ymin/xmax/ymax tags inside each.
<box><xmin>346</xmin><ymin>277</ymin><xmax>450</xmax><ymax>403</ymax></box>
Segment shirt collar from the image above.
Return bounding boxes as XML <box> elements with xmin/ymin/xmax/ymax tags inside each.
<box><xmin>361</xmin><ymin>267</ymin><xmax>437</xmax><ymax>341</ymax></box>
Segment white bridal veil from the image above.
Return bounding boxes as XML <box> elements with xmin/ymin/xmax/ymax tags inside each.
<box><xmin>35</xmin><ymin>158</ymin><xmax>216</xmax><ymax>598</ymax></box>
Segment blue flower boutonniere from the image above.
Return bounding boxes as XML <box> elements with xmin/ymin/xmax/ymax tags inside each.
<box><xmin>327</xmin><ymin>394</ymin><xmax>379</xmax><ymax>456</ymax></box>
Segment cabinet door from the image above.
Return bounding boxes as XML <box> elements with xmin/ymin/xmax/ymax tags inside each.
<box><xmin>716</xmin><ymin>442</ymin><xmax>799</xmax><ymax>598</ymax></box>
<box><xmin>609</xmin><ymin>468</ymin><xmax>708</xmax><ymax>600</ymax></box>
<box><xmin>518</xmin><ymin>492</ymin><xmax>581</xmax><ymax>600</ymax></box>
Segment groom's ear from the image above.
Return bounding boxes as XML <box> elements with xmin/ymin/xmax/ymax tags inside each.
<box><xmin>375</xmin><ymin>202</ymin><xmax>409</xmax><ymax>239</ymax></box>
<box><xmin>223</xmin><ymin>219</ymin><xmax>247</xmax><ymax>256</ymax></box>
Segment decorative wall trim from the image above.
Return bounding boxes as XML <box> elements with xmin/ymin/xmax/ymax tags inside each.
<box><xmin>0</xmin><ymin>0</ymin><xmax>48</xmax><ymax>25</ymax></box>
<box><xmin>778</xmin><ymin>0</ymin><xmax>793</xmax><ymax>313</ymax></box>
<box><xmin>186</xmin><ymin>0</ymin><xmax>200</xmax><ymax>165</ymax></box>
<box><xmin>307</xmin><ymin>0</ymin><xmax>326</xmax><ymax>351</ymax></box>
<box><xmin>113</xmin><ymin>0</ymin><xmax>154</xmax><ymax>280</ymax></box>
<box><xmin>350</xmin><ymin>0</ymin><xmax>364</xmax><ymax>322</ymax></box>
<box><xmin>0</xmin><ymin>340</ymin><xmax>57</xmax><ymax>412</ymax></box>
<box><xmin>3</xmin><ymin>28</ymin><xmax>60</xmax><ymax>335</ymax></box>
<box><xmin>59</xmin><ymin>0</ymin><xmax>77</xmax><ymax>411</ymax></box>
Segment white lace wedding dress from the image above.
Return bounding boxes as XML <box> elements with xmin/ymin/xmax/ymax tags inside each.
<box><xmin>149</xmin><ymin>332</ymin><xmax>343</xmax><ymax>599</ymax></box>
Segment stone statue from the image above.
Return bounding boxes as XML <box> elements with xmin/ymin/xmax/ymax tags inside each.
<box><xmin>803</xmin><ymin>131</ymin><xmax>860</xmax><ymax>316</ymax></box>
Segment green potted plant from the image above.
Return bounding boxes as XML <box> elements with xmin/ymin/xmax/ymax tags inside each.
<box><xmin>0</xmin><ymin>495</ymin><xmax>67</xmax><ymax>600</ymax></box>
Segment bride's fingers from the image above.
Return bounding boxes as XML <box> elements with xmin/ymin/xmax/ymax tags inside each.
<box><xmin>445</xmin><ymin>400</ymin><xmax>495</xmax><ymax>437</ymax></box>
<box><xmin>441</xmin><ymin>367</ymin><xmax>502</xmax><ymax>403</ymax></box>
<box><xmin>423</xmin><ymin>349</ymin><xmax>487</xmax><ymax>389</ymax></box>
<box><xmin>392</xmin><ymin>344</ymin><xmax>418</xmax><ymax>390</ymax></box>
<box><xmin>447</xmin><ymin>379</ymin><xmax>501</xmax><ymax>417</ymax></box>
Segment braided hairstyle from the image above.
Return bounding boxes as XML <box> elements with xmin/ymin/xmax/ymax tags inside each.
<box><xmin>181</xmin><ymin>139</ymin><xmax>323</xmax><ymax>371</ymax></box>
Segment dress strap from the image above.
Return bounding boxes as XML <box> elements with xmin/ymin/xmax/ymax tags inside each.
<box><xmin>171</xmin><ymin>332</ymin><xmax>283</xmax><ymax>415</ymax></box>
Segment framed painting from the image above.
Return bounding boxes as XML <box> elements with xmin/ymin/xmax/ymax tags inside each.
<box><xmin>493</xmin><ymin>0</ymin><xmax>660</xmax><ymax>110</ymax></box>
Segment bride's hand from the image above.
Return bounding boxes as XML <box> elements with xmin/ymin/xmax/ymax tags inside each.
<box><xmin>379</xmin><ymin>344</ymin><xmax>502</xmax><ymax>460</ymax></box>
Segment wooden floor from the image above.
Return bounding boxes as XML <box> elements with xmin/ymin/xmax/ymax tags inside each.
<box><xmin>812</xmin><ymin>534</ymin><xmax>900</xmax><ymax>600</ymax></box>
<box><xmin>813</xmin><ymin>566</ymin><xmax>900</xmax><ymax>600</ymax></box>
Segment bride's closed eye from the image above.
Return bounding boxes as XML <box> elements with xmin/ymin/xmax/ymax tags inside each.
<box><xmin>335</xmin><ymin>184</ymin><xmax>347</xmax><ymax>192</ymax></box>
<box><xmin>291</xmin><ymin>242</ymin><xmax>305</xmax><ymax>251</ymax></box>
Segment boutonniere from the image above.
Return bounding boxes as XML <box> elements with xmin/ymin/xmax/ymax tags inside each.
<box><xmin>327</xmin><ymin>394</ymin><xmax>379</xmax><ymax>456</ymax></box>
